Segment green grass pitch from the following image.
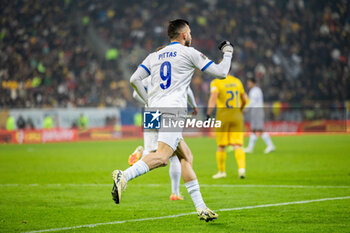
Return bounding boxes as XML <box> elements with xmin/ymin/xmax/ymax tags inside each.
<box><xmin>0</xmin><ymin>134</ymin><xmax>350</xmax><ymax>232</ymax></box>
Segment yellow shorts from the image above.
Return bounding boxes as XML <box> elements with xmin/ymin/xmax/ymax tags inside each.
<box><xmin>216</xmin><ymin>130</ymin><xmax>244</xmax><ymax>146</ymax></box>
<box><xmin>215</xmin><ymin>112</ymin><xmax>244</xmax><ymax>146</ymax></box>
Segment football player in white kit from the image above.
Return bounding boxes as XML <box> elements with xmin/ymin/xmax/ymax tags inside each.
<box><xmin>244</xmin><ymin>78</ymin><xmax>275</xmax><ymax>154</ymax></box>
<box><xmin>129</xmin><ymin>75</ymin><xmax>198</xmax><ymax>201</ymax></box>
<box><xmin>111</xmin><ymin>19</ymin><xmax>233</xmax><ymax>222</ymax></box>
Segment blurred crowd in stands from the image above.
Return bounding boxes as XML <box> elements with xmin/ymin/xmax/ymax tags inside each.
<box><xmin>0</xmin><ymin>0</ymin><xmax>349</xmax><ymax>109</ymax></box>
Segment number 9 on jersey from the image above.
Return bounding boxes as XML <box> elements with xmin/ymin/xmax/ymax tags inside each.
<box><xmin>160</xmin><ymin>61</ymin><xmax>171</xmax><ymax>89</ymax></box>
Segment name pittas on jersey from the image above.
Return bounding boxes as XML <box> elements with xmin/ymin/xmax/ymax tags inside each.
<box><xmin>158</xmin><ymin>51</ymin><xmax>177</xmax><ymax>60</ymax></box>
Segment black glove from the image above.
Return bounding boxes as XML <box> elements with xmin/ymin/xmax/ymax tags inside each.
<box><xmin>218</xmin><ymin>40</ymin><xmax>234</xmax><ymax>54</ymax></box>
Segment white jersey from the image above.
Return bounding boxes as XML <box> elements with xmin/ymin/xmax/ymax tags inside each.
<box><xmin>139</xmin><ymin>42</ymin><xmax>212</xmax><ymax>108</ymax></box>
<box><xmin>248</xmin><ymin>86</ymin><xmax>264</xmax><ymax>108</ymax></box>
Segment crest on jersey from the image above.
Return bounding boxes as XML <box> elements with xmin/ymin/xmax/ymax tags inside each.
<box><xmin>200</xmin><ymin>53</ymin><xmax>207</xmax><ymax>60</ymax></box>
<box><xmin>143</xmin><ymin>110</ymin><xmax>162</xmax><ymax>129</ymax></box>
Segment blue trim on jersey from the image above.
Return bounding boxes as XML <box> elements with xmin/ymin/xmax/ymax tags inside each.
<box><xmin>169</xmin><ymin>42</ymin><xmax>180</xmax><ymax>45</ymax></box>
<box><xmin>201</xmin><ymin>61</ymin><xmax>214</xmax><ymax>72</ymax></box>
<box><xmin>139</xmin><ymin>64</ymin><xmax>151</xmax><ymax>75</ymax></box>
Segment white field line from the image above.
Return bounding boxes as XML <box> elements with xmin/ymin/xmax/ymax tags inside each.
<box><xmin>23</xmin><ymin>196</ymin><xmax>350</xmax><ymax>233</ymax></box>
<box><xmin>1</xmin><ymin>183</ymin><xmax>349</xmax><ymax>189</ymax></box>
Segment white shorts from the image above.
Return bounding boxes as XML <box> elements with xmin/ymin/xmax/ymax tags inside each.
<box><xmin>158</xmin><ymin>131</ymin><xmax>183</xmax><ymax>151</ymax></box>
<box><xmin>158</xmin><ymin>113</ymin><xmax>184</xmax><ymax>151</ymax></box>
<box><xmin>143</xmin><ymin>109</ymin><xmax>185</xmax><ymax>152</ymax></box>
<box><xmin>144</xmin><ymin>128</ymin><xmax>183</xmax><ymax>152</ymax></box>
<box><xmin>143</xmin><ymin>129</ymin><xmax>182</xmax><ymax>152</ymax></box>
<box><xmin>250</xmin><ymin>108</ymin><xmax>264</xmax><ymax>131</ymax></box>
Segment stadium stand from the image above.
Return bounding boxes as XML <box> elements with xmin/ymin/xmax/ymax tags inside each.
<box><xmin>0</xmin><ymin>0</ymin><xmax>349</xmax><ymax>109</ymax></box>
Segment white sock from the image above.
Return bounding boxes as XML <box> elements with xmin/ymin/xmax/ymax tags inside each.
<box><xmin>169</xmin><ymin>156</ymin><xmax>181</xmax><ymax>195</ymax></box>
<box><xmin>123</xmin><ymin>160</ymin><xmax>149</xmax><ymax>182</ymax></box>
<box><xmin>185</xmin><ymin>179</ymin><xmax>206</xmax><ymax>210</ymax></box>
<box><xmin>248</xmin><ymin>133</ymin><xmax>258</xmax><ymax>149</ymax></box>
<box><xmin>262</xmin><ymin>132</ymin><xmax>274</xmax><ymax>148</ymax></box>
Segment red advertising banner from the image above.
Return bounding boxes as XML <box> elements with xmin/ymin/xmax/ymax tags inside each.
<box><xmin>245</xmin><ymin>120</ymin><xmax>347</xmax><ymax>135</ymax></box>
<box><xmin>77</xmin><ymin>127</ymin><xmax>122</xmax><ymax>141</ymax></box>
<box><xmin>0</xmin><ymin>120</ymin><xmax>348</xmax><ymax>144</ymax></box>
<box><xmin>42</xmin><ymin>129</ymin><xmax>77</xmax><ymax>143</ymax></box>
<box><xmin>15</xmin><ymin>130</ymin><xmax>42</xmax><ymax>143</ymax></box>
<box><xmin>12</xmin><ymin>129</ymin><xmax>77</xmax><ymax>144</ymax></box>
<box><xmin>0</xmin><ymin>127</ymin><xmax>123</xmax><ymax>144</ymax></box>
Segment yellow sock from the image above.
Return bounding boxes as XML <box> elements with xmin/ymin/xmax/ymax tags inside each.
<box><xmin>235</xmin><ymin>147</ymin><xmax>246</xmax><ymax>169</ymax></box>
<box><xmin>216</xmin><ymin>151</ymin><xmax>226</xmax><ymax>172</ymax></box>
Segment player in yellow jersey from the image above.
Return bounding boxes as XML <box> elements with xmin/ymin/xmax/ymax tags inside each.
<box><xmin>206</xmin><ymin>73</ymin><xmax>247</xmax><ymax>179</ymax></box>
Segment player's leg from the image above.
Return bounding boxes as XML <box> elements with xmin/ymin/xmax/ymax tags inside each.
<box><xmin>233</xmin><ymin>144</ymin><xmax>246</xmax><ymax>179</ymax></box>
<box><xmin>255</xmin><ymin>108</ymin><xmax>275</xmax><ymax>153</ymax></box>
<box><xmin>212</xmin><ymin>123</ymin><xmax>228</xmax><ymax>179</ymax></box>
<box><xmin>144</xmin><ymin>130</ymin><xmax>183</xmax><ymax>200</ymax></box>
<box><xmin>175</xmin><ymin>139</ymin><xmax>218</xmax><ymax>221</ymax></box>
<box><xmin>139</xmin><ymin>142</ymin><xmax>174</xmax><ymax>169</ymax></box>
<box><xmin>128</xmin><ymin>130</ymin><xmax>158</xmax><ymax>165</ymax></box>
<box><xmin>112</xmin><ymin>141</ymin><xmax>174</xmax><ymax>204</ymax></box>
<box><xmin>245</xmin><ymin>131</ymin><xmax>257</xmax><ymax>153</ymax></box>
<box><xmin>169</xmin><ymin>155</ymin><xmax>184</xmax><ymax>200</ymax></box>
<box><xmin>143</xmin><ymin>130</ymin><xmax>183</xmax><ymax>200</ymax></box>
<box><xmin>112</xmin><ymin>127</ymin><xmax>182</xmax><ymax>204</ymax></box>
<box><xmin>212</xmin><ymin>145</ymin><xmax>227</xmax><ymax>179</ymax></box>
<box><xmin>125</xmin><ymin>130</ymin><xmax>160</xmax><ymax>182</ymax></box>
<box><xmin>262</xmin><ymin>131</ymin><xmax>275</xmax><ymax>153</ymax></box>
<box><xmin>245</xmin><ymin>109</ymin><xmax>261</xmax><ymax>153</ymax></box>
<box><xmin>230</xmin><ymin>117</ymin><xmax>246</xmax><ymax>178</ymax></box>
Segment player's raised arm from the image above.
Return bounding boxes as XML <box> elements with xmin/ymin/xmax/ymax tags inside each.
<box><xmin>203</xmin><ymin>41</ymin><xmax>234</xmax><ymax>79</ymax></box>
<box><xmin>190</xmin><ymin>41</ymin><xmax>233</xmax><ymax>79</ymax></box>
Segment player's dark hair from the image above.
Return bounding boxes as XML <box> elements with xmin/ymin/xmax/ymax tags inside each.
<box><xmin>168</xmin><ymin>19</ymin><xmax>189</xmax><ymax>39</ymax></box>
<box><xmin>248</xmin><ymin>78</ymin><xmax>256</xmax><ymax>83</ymax></box>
